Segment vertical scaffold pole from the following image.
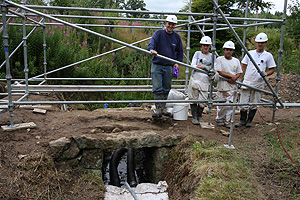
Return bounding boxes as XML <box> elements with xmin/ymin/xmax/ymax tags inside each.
<box><xmin>43</xmin><ymin>9</ymin><xmax>47</xmax><ymax>81</ymax></box>
<box><xmin>21</xmin><ymin>1</ymin><xmax>29</xmax><ymax>99</ymax></box>
<box><xmin>242</xmin><ymin>0</ymin><xmax>249</xmax><ymax>59</ymax></box>
<box><xmin>1</xmin><ymin>0</ymin><xmax>14</xmax><ymax>126</ymax></box>
<box><xmin>208</xmin><ymin>0</ymin><xmax>218</xmax><ymax>123</ymax></box>
<box><xmin>273</xmin><ymin>0</ymin><xmax>287</xmax><ymax>121</ymax></box>
<box><xmin>185</xmin><ymin>0</ymin><xmax>192</xmax><ymax>94</ymax></box>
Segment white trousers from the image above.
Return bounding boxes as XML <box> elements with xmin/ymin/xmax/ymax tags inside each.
<box><xmin>239</xmin><ymin>89</ymin><xmax>261</xmax><ymax>111</ymax></box>
<box><xmin>188</xmin><ymin>88</ymin><xmax>208</xmax><ymax>108</ymax></box>
<box><xmin>216</xmin><ymin>90</ymin><xmax>236</xmax><ymax>124</ymax></box>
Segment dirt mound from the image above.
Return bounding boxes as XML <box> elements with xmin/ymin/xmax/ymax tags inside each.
<box><xmin>267</xmin><ymin>73</ymin><xmax>300</xmax><ymax>103</ymax></box>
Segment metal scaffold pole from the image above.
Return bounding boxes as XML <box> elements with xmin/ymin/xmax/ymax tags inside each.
<box><xmin>0</xmin><ymin>19</ymin><xmax>42</xmax><ymax>70</ymax></box>
<box><xmin>208</xmin><ymin>0</ymin><xmax>218</xmax><ymax>124</ymax></box>
<box><xmin>273</xmin><ymin>0</ymin><xmax>288</xmax><ymax>121</ymax></box>
<box><xmin>211</xmin><ymin>0</ymin><xmax>285</xmax><ymax>108</ymax></box>
<box><xmin>1</xmin><ymin>0</ymin><xmax>14</xmax><ymax>126</ymax></box>
<box><xmin>42</xmin><ymin>9</ymin><xmax>47</xmax><ymax>82</ymax></box>
<box><xmin>0</xmin><ymin>0</ymin><xmax>292</xmax><ymax>131</ymax></box>
<box><xmin>185</xmin><ymin>0</ymin><xmax>192</xmax><ymax>94</ymax></box>
<box><xmin>5</xmin><ymin>1</ymin><xmax>207</xmax><ymax>74</ymax></box>
<box><xmin>21</xmin><ymin>0</ymin><xmax>29</xmax><ymax>100</ymax></box>
<box><xmin>242</xmin><ymin>0</ymin><xmax>249</xmax><ymax>59</ymax></box>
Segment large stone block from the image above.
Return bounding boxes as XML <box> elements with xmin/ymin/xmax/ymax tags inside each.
<box><xmin>49</xmin><ymin>137</ymin><xmax>80</xmax><ymax>160</ymax></box>
<box><xmin>80</xmin><ymin>149</ymin><xmax>103</xmax><ymax>169</ymax></box>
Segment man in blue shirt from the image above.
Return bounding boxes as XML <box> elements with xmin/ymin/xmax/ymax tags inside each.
<box><xmin>148</xmin><ymin>15</ymin><xmax>184</xmax><ymax>118</ymax></box>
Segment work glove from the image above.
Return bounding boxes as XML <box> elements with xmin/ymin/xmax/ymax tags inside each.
<box><xmin>173</xmin><ymin>65</ymin><xmax>179</xmax><ymax>78</ymax></box>
<box><xmin>213</xmin><ymin>72</ymin><xmax>219</xmax><ymax>82</ymax></box>
<box><xmin>203</xmin><ymin>65</ymin><xmax>210</xmax><ymax>71</ymax></box>
<box><xmin>260</xmin><ymin>71</ymin><xmax>267</xmax><ymax>76</ymax></box>
<box><xmin>202</xmin><ymin>59</ymin><xmax>211</xmax><ymax>66</ymax></box>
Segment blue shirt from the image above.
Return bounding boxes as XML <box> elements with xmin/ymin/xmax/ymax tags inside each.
<box><xmin>148</xmin><ymin>29</ymin><xmax>183</xmax><ymax>66</ymax></box>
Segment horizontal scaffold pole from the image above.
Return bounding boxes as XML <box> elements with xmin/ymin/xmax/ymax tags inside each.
<box><xmin>0</xmin><ymin>19</ymin><xmax>43</xmax><ymax>70</ymax></box>
<box><xmin>5</xmin><ymin>1</ymin><xmax>209</xmax><ymax>76</ymax></box>
<box><xmin>5</xmin><ymin>1</ymin><xmax>278</xmax><ymax>97</ymax></box>
<box><xmin>23</xmin><ymin>5</ymin><xmax>216</xmax><ymax>17</ymax></box>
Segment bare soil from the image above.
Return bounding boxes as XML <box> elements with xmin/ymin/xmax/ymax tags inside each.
<box><xmin>0</xmin><ymin>73</ymin><xmax>299</xmax><ymax>199</ymax></box>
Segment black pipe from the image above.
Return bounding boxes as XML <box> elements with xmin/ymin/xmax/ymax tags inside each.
<box><xmin>109</xmin><ymin>148</ymin><xmax>127</xmax><ymax>187</ymax></box>
<box><xmin>127</xmin><ymin>148</ymin><xmax>137</xmax><ymax>187</ymax></box>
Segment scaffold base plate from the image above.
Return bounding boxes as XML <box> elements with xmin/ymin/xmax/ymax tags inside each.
<box><xmin>224</xmin><ymin>144</ymin><xmax>235</xmax><ymax>149</ymax></box>
<box><xmin>200</xmin><ymin>122</ymin><xmax>215</xmax><ymax>129</ymax></box>
<box><xmin>1</xmin><ymin>122</ymin><xmax>37</xmax><ymax>131</ymax></box>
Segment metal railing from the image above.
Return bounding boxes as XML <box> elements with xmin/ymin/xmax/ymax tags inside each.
<box><xmin>0</xmin><ymin>0</ymin><xmax>289</xmax><ymax>134</ymax></box>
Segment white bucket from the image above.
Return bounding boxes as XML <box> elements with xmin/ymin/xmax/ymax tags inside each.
<box><xmin>167</xmin><ymin>107</ymin><xmax>174</xmax><ymax>115</ymax></box>
<box><xmin>173</xmin><ymin>103</ymin><xmax>189</xmax><ymax>120</ymax></box>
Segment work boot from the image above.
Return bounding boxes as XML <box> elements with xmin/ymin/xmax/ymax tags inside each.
<box><xmin>197</xmin><ymin>105</ymin><xmax>204</xmax><ymax>122</ymax></box>
<box><xmin>224</xmin><ymin>123</ymin><xmax>231</xmax><ymax>128</ymax></box>
<box><xmin>216</xmin><ymin>119</ymin><xmax>225</xmax><ymax>126</ymax></box>
<box><xmin>246</xmin><ymin>109</ymin><xmax>257</xmax><ymax>127</ymax></box>
<box><xmin>191</xmin><ymin>104</ymin><xmax>199</xmax><ymax>125</ymax></box>
<box><xmin>235</xmin><ymin>110</ymin><xmax>247</xmax><ymax>127</ymax></box>
<box><xmin>152</xmin><ymin>93</ymin><xmax>162</xmax><ymax>118</ymax></box>
<box><xmin>162</xmin><ymin>93</ymin><xmax>172</xmax><ymax>117</ymax></box>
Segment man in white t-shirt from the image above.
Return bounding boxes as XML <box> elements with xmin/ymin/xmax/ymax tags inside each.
<box><xmin>188</xmin><ymin>36</ymin><xmax>215</xmax><ymax>125</ymax></box>
<box><xmin>215</xmin><ymin>41</ymin><xmax>243</xmax><ymax>128</ymax></box>
<box><xmin>236</xmin><ymin>33</ymin><xmax>276</xmax><ymax>127</ymax></box>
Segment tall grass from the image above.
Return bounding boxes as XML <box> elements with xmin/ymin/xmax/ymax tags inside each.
<box><xmin>164</xmin><ymin>137</ymin><xmax>266</xmax><ymax>200</ymax></box>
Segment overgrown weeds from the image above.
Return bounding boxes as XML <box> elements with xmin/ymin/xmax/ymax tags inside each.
<box><xmin>164</xmin><ymin>136</ymin><xmax>266</xmax><ymax>200</ymax></box>
<box><xmin>260</xmin><ymin>116</ymin><xmax>300</xmax><ymax>199</ymax></box>
<box><xmin>1</xmin><ymin>152</ymin><xmax>105</xmax><ymax>199</ymax></box>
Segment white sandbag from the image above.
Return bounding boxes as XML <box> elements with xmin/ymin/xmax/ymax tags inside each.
<box><xmin>104</xmin><ymin>181</ymin><xmax>168</xmax><ymax>200</ymax></box>
<box><xmin>166</xmin><ymin>89</ymin><xmax>186</xmax><ymax>107</ymax></box>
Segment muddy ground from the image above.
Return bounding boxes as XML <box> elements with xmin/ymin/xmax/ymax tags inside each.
<box><xmin>0</xmin><ymin>73</ymin><xmax>299</xmax><ymax>199</ymax></box>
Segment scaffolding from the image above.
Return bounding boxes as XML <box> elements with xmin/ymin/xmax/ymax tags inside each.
<box><xmin>0</xmin><ymin>0</ymin><xmax>294</xmax><ymax>147</ymax></box>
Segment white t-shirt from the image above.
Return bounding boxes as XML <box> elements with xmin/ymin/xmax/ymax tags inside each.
<box><xmin>189</xmin><ymin>51</ymin><xmax>215</xmax><ymax>91</ymax></box>
<box><xmin>215</xmin><ymin>56</ymin><xmax>242</xmax><ymax>91</ymax></box>
<box><xmin>242</xmin><ymin>50</ymin><xmax>276</xmax><ymax>88</ymax></box>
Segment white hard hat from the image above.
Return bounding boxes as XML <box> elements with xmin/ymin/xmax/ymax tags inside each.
<box><xmin>200</xmin><ymin>36</ymin><xmax>212</xmax><ymax>45</ymax></box>
<box><xmin>166</xmin><ymin>15</ymin><xmax>177</xmax><ymax>23</ymax></box>
<box><xmin>223</xmin><ymin>41</ymin><xmax>235</xmax><ymax>49</ymax></box>
<box><xmin>255</xmin><ymin>32</ymin><xmax>268</xmax><ymax>42</ymax></box>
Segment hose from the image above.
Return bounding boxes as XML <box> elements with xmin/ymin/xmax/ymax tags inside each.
<box><xmin>125</xmin><ymin>182</ymin><xmax>140</xmax><ymax>200</ymax></box>
<box><xmin>109</xmin><ymin>148</ymin><xmax>127</xmax><ymax>187</ymax></box>
<box><xmin>257</xmin><ymin>109</ymin><xmax>300</xmax><ymax>176</ymax></box>
<box><xmin>127</xmin><ymin>148</ymin><xmax>137</xmax><ymax>187</ymax></box>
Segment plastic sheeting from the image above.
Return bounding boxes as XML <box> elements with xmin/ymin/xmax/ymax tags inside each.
<box><xmin>166</xmin><ymin>89</ymin><xmax>187</xmax><ymax>108</ymax></box>
<box><xmin>104</xmin><ymin>181</ymin><xmax>169</xmax><ymax>200</ymax></box>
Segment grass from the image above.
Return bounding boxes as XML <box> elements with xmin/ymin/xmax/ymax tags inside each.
<box><xmin>3</xmin><ymin>152</ymin><xmax>105</xmax><ymax>199</ymax></box>
<box><xmin>192</xmin><ymin>141</ymin><xmax>265</xmax><ymax>200</ymax></box>
<box><xmin>165</xmin><ymin>138</ymin><xmax>265</xmax><ymax>200</ymax></box>
<box><xmin>165</xmin><ymin>116</ymin><xmax>300</xmax><ymax>200</ymax></box>
<box><xmin>260</xmin><ymin>116</ymin><xmax>300</xmax><ymax>199</ymax></box>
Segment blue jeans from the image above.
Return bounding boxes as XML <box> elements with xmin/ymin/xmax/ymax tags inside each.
<box><xmin>151</xmin><ymin>63</ymin><xmax>173</xmax><ymax>94</ymax></box>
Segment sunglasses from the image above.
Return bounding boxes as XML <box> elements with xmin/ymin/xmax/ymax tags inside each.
<box><xmin>224</xmin><ymin>48</ymin><xmax>234</xmax><ymax>51</ymax></box>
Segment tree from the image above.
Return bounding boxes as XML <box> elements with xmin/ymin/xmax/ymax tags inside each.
<box><xmin>49</xmin><ymin>0</ymin><xmax>125</xmax><ymax>9</ymax></box>
<box><xmin>181</xmin><ymin>0</ymin><xmax>243</xmax><ymax>57</ymax></box>
<box><xmin>181</xmin><ymin>0</ymin><xmax>273</xmax><ymax>58</ymax></box>
<box><xmin>124</xmin><ymin>0</ymin><xmax>149</xmax><ymax>18</ymax></box>
<box><xmin>286</xmin><ymin>0</ymin><xmax>300</xmax><ymax>41</ymax></box>
<box><xmin>236</xmin><ymin>0</ymin><xmax>272</xmax><ymax>12</ymax></box>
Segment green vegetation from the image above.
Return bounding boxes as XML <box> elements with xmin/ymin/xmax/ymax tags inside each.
<box><xmin>165</xmin><ymin>138</ymin><xmax>265</xmax><ymax>199</ymax></box>
<box><xmin>165</xmin><ymin>116</ymin><xmax>300</xmax><ymax>200</ymax></box>
<box><xmin>263</xmin><ymin>117</ymin><xmax>300</xmax><ymax>197</ymax></box>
